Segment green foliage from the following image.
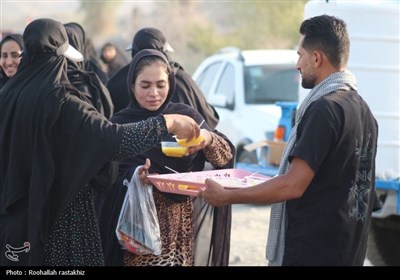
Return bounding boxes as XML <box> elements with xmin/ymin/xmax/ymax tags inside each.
<box><xmin>190</xmin><ymin>1</ymin><xmax>307</xmax><ymax>53</ymax></box>
<box><xmin>77</xmin><ymin>0</ymin><xmax>308</xmax><ymax>72</ymax></box>
<box><xmin>187</xmin><ymin>23</ymin><xmax>233</xmax><ymax>56</ymax></box>
<box><xmin>182</xmin><ymin>0</ymin><xmax>307</xmax><ymax>71</ymax></box>
<box><xmin>80</xmin><ymin>1</ymin><xmax>122</xmax><ymax>37</ymax></box>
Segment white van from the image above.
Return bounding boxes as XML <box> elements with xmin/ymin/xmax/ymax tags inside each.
<box><xmin>192</xmin><ymin>48</ymin><xmax>299</xmax><ymax>163</ymax></box>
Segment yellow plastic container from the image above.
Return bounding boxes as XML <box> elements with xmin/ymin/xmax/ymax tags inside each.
<box><xmin>161</xmin><ymin>142</ymin><xmax>188</xmax><ymax>157</ymax></box>
<box><xmin>176</xmin><ymin>133</ymin><xmax>205</xmax><ymax>147</ymax></box>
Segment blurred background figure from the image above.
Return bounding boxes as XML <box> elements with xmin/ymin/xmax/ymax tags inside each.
<box><xmin>100</xmin><ymin>42</ymin><xmax>129</xmax><ymax>79</ymax></box>
<box><xmin>0</xmin><ymin>33</ymin><xmax>24</xmax><ymax>89</ymax></box>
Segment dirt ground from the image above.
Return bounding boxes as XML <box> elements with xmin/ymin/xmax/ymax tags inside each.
<box><xmin>229</xmin><ymin>204</ymin><xmax>271</xmax><ymax>266</ymax></box>
<box><xmin>228</xmin><ymin>204</ymin><xmax>372</xmax><ymax>266</ymax></box>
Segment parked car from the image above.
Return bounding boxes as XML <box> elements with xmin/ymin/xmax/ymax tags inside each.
<box><xmin>192</xmin><ymin>47</ymin><xmax>299</xmax><ymax>163</ymax></box>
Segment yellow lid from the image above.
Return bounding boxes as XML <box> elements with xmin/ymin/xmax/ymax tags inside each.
<box><xmin>176</xmin><ymin>134</ymin><xmax>205</xmax><ymax>147</ymax></box>
<box><xmin>161</xmin><ymin>142</ymin><xmax>188</xmax><ymax>157</ymax></box>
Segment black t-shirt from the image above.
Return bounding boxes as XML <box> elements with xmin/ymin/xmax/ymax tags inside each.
<box><xmin>283</xmin><ymin>90</ymin><xmax>378</xmax><ymax>266</ymax></box>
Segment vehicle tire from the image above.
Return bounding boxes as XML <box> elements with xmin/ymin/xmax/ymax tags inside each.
<box><xmin>367</xmin><ymin>216</ymin><xmax>400</xmax><ymax>266</ymax></box>
<box><xmin>237</xmin><ymin>150</ymin><xmax>258</xmax><ymax>164</ymax></box>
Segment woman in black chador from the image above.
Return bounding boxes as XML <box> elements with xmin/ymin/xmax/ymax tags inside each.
<box><xmin>96</xmin><ymin>49</ymin><xmax>234</xmax><ymax>266</ymax></box>
<box><xmin>0</xmin><ymin>18</ymin><xmax>199</xmax><ymax>266</ymax></box>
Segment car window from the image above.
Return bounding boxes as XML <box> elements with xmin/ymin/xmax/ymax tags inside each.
<box><xmin>244</xmin><ymin>65</ymin><xmax>299</xmax><ymax>104</ymax></box>
<box><xmin>196</xmin><ymin>61</ymin><xmax>222</xmax><ymax>98</ymax></box>
<box><xmin>215</xmin><ymin>63</ymin><xmax>235</xmax><ymax>108</ymax></box>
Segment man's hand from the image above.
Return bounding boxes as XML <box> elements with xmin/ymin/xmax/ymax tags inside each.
<box><xmin>199</xmin><ymin>178</ymin><xmax>230</xmax><ymax>207</ymax></box>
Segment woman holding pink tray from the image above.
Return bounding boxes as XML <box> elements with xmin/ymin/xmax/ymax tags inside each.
<box><xmin>95</xmin><ymin>49</ymin><xmax>235</xmax><ymax>266</ymax></box>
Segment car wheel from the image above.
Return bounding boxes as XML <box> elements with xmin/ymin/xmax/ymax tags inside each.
<box><xmin>367</xmin><ymin>216</ymin><xmax>400</xmax><ymax>266</ymax></box>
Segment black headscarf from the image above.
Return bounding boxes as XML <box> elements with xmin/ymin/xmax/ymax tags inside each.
<box><xmin>96</xmin><ymin>49</ymin><xmax>232</xmax><ymax>266</ymax></box>
<box><xmin>64</xmin><ymin>22</ymin><xmax>114</xmax><ymax>119</ymax></box>
<box><xmin>64</xmin><ymin>22</ymin><xmax>108</xmax><ymax>84</ymax></box>
<box><xmin>63</xmin><ymin>22</ymin><xmax>86</xmax><ymax>69</ymax></box>
<box><xmin>0</xmin><ymin>33</ymin><xmax>24</xmax><ymax>88</ymax></box>
<box><xmin>106</xmin><ymin>27</ymin><xmax>219</xmax><ymax>129</ymax></box>
<box><xmin>0</xmin><ymin>18</ymin><xmax>122</xmax><ymax>266</ymax></box>
<box><xmin>0</xmin><ymin>33</ymin><xmax>24</xmax><ymax>50</ymax></box>
<box><xmin>114</xmin><ymin>49</ymin><xmax>223</xmax><ymax>186</ymax></box>
<box><xmin>100</xmin><ymin>42</ymin><xmax>129</xmax><ymax>78</ymax></box>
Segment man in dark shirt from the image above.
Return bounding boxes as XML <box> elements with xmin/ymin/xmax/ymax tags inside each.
<box><xmin>201</xmin><ymin>15</ymin><xmax>378</xmax><ymax>266</ymax></box>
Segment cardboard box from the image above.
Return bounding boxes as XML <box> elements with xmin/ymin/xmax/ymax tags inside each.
<box><xmin>266</xmin><ymin>140</ymin><xmax>286</xmax><ymax>166</ymax></box>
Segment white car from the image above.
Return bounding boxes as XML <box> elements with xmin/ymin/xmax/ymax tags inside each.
<box><xmin>192</xmin><ymin>48</ymin><xmax>299</xmax><ymax>163</ymax></box>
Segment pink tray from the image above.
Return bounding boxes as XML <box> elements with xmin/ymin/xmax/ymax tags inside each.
<box><xmin>147</xmin><ymin>168</ymin><xmax>270</xmax><ymax>196</ymax></box>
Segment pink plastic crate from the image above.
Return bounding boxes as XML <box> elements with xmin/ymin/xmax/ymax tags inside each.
<box><xmin>147</xmin><ymin>168</ymin><xmax>270</xmax><ymax>196</ymax></box>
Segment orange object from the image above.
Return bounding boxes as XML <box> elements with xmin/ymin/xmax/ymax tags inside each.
<box><xmin>161</xmin><ymin>142</ymin><xmax>188</xmax><ymax>157</ymax></box>
<box><xmin>274</xmin><ymin>125</ymin><xmax>286</xmax><ymax>141</ymax></box>
<box><xmin>176</xmin><ymin>134</ymin><xmax>205</xmax><ymax>147</ymax></box>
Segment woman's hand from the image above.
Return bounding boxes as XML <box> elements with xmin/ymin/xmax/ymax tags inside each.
<box><xmin>138</xmin><ymin>158</ymin><xmax>153</xmax><ymax>185</ymax></box>
<box><xmin>186</xmin><ymin>129</ymin><xmax>212</xmax><ymax>155</ymax></box>
<box><xmin>164</xmin><ymin>114</ymin><xmax>200</xmax><ymax>141</ymax></box>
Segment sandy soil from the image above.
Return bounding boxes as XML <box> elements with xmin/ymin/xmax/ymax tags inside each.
<box><xmin>228</xmin><ymin>204</ymin><xmax>372</xmax><ymax>266</ymax></box>
<box><xmin>229</xmin><ymin>204</ymin><xmax>271</xmax><ymax>266</ymax></box>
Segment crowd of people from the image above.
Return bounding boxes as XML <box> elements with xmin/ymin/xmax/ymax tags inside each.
<box><xmin>0</xmin><ymin>15</ymin><xmax>378</xmax><ymax>267</ymax></box>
